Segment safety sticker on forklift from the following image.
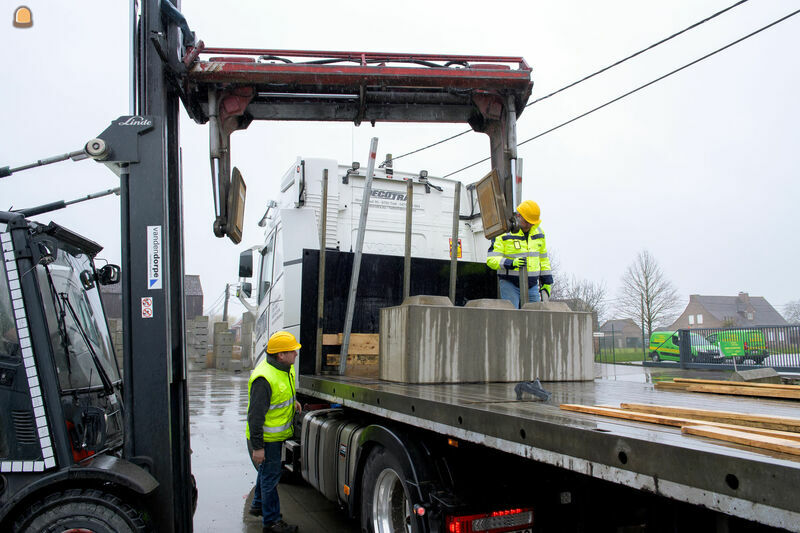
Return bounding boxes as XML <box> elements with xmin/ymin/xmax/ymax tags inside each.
<box><xmin>141</xmin><ymin>297</ymin><xmax>154</xmax><ymax>318</ymax></box>
<box><xmin>147</xmin><ymin>225</ymin><xmax>162</xmax><ymax>289</ymax></box>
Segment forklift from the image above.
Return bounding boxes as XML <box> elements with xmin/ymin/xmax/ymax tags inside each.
<box><xmin>1</xmin><ymin>0</ymin><xmax>530</xmax><ymax>529</ymax></box>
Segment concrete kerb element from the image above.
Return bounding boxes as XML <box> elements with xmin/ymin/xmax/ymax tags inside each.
<box><xmin>402</xmin><ymin>295</ymin><xmax>453</xmax><ymax>306</ymax></box>
<box><xmin>380</xmin><ymin>302</ymin><xmax>594</xmax><ymax>383</ymax></box>
<box><xmin>465</xmin><ymin>299</ymin><xmax>516</xmax><ymax>310</ymax></box>
<box><xmin>522</xmin><ymin>301</ymin><xmax>571</xmax><ymax>312</ymax></box>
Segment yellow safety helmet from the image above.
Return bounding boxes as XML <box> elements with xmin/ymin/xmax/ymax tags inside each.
<box><xmin>267</xmin><ymin>331</ymin><xmax>302</xmax><ymax>354</ymax></box>
<box><xmin>516</xmin><ymin>200</ymin><xmax>541</xmax><ymax>225</ymax></box>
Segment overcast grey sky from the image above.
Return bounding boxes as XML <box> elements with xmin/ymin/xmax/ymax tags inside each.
<box><xmin>2</xmin><ymin>0</ymin><xmax>798</xmax><ymax>321</ymax></box>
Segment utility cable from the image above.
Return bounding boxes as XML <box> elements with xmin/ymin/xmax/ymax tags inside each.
<box><xmin>443</xmin><ymin>7</ymin><xmax>800</xmax><ymax>178</ymax></box>
<box><xmin>381</xmin><ymin>0</ymin><xmax>750</xmax><ymax>169</ymax></box>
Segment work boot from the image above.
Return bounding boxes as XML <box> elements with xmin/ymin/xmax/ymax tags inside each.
<box><xmin>263</xmin><ymin>519</ymin><xmax>298</xmax><ymax>533</ymax></box>
<box><xmin>248</xmin><ymin>506</ymin><xmax>261</xmax><ymax>517</ymax></box>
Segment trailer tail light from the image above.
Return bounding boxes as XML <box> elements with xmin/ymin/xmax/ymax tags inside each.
<box><xmin>446</xmin><ymin>507</ymin><xmax>533</xmax><ymax>532</ymax></box>
<box><xmin>744</xmin><ymin>341</ymin><xmax>749</xmax><ymax>350</ymax></box>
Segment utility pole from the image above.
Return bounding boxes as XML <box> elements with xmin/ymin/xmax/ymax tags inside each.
<box><xmin>222</xmin><ymin>283</ymin><xmax>230</xmax><ymax>322</ymax></box>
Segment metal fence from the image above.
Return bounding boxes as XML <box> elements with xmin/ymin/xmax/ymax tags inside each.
<box><xmin>597</xmin><ymin>325</ymin><xmax>800</xmax><ymax>371</ymax></box>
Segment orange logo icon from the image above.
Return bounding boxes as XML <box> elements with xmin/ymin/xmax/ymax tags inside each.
<box><xmin>13</xmin><ymin>6</ymin><xmax>32</xmax><ymax>28</ymax></box>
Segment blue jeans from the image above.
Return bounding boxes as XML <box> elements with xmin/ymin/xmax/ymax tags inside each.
<box><xmin>252</xmin><ymin>441</ymin><xmax>283</xmax><ymax>525</ymax></box>
<box><xmin>499</xmin><ymin>278</ymin><xmax>540</xmax><ymax>309</ymax></box>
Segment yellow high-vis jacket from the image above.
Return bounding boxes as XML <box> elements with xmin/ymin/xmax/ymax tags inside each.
<box><xmin>486</xmin><ymin>226</ymin><xmax>553</xmax><ymax>289</ymax></box>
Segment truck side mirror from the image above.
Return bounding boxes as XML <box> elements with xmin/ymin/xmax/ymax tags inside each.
<box><xmin>239</xmin><ymin>282</ymin><xmax>252</xmax><ymax>298</ymax></box>
<box><xmin>97</xmin><ymin>264</ymin><xmax>121</xmax><ymax>285</ymax></box>
<box><xmin>239</xmin><ymin>249</ymin><xmax>253</xmax><ymax>278</ymax></box>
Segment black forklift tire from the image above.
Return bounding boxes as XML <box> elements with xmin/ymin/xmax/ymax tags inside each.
<box><xmin>649</xmin><ymin>352</ymin><xmax>660</xmax><ymax>362</ymax></box>
<box><xmin>14</xmin><ymin>488</ymin><xmax>149</xmax><ymax>533</ymax></box>
<box><xmin>360</xmin><ymin>445</ymin><xmax>417</xmax><ymax>533</ymax></box>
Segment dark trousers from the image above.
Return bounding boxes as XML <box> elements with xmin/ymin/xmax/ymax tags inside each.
<box><xmin>252</xmin><ymin>441</ymin><xmax>283</xmax><ymax>525</ymax></box>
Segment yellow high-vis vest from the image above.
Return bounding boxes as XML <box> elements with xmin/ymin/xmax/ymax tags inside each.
<box><xmin>486</xmin><ymin>226</ymin><xmax>553</xmax><ymax>288</ymax></box>
<box><xmin>246</xmin><ymin>359</ymin><xmax>296</xmax><ymax>442</ymax></box>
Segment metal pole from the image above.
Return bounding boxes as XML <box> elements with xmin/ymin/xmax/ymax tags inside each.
<box><xmin>519</xmin><ymin>265</ymin><xmax>529</xmax><ymax>308</ymax></box>
<box><xmin>222</xmin><ymin>283</ymin><xmax>229</xmax><ymax>322</ymax></box>
<box><xmin>315</xmin><ymin>169</ymin><xmax>328</xmax><ymax>374</ymax></box>
<box><xmin>340</xmin><ymin>138</ymin><xmax>378</xmax><ymax>375</ymax></box>
<box><xmin>507</xmin><ymin>95</ymin><xmax>519</xmax><ymax>208</ymax></box>
<box><xmin>611</xmin><ymin>324</ymin><xmax>616</xmax><ymax>364</ymax></box>
<box><xmin>403</xmin><ymin>178</ymin><xmax>413</xmax><ymax>301</ymax></box>
<box><xmin>449</xmin><ymin>181</ymin><xmax>461</xmax><ymax>304</ymax></box>
<box><xmin>514</xmin><ymin>158</ymin><xmax>523</xmax><ymax>209</ymax></box>
<box><xmin>641</xmin><ymin>294</ymin><xmax>646</xmax><ymax>361</ymax></box>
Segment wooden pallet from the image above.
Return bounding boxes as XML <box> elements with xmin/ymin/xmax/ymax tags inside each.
<box><xmin>324</xmin><ymin>333</ymin><xmax>380</xmax><ymax>378</ymax></box>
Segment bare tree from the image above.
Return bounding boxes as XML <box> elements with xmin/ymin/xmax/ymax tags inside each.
<box><xmin>563</xmin><ymin>275</ymin><xmax>608</xmax><ymax>323</ymax></box>
<box><xmin>784</xmin><ymin>300</ymin><xmax>800</xmax><ymax>324</ymax></box>
<box><xmin>617</xmin><ymin>250</ymin><xmax>682</xmax><ymax>338</ymax></box>
<box><xmin>546</xmin><ymin>250</ymin><xmax>607</xmax><ymax>322</ymax></box>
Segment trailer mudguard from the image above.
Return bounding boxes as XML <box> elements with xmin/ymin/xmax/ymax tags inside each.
<box><xmin>0</xmin><ymin>453</ymin><xmax>158</xmax><ymax>523</ymax></box>
<box><xmin>351</xmin><ymin>422</ymin><xmax>442</xmax><ymax>520</ymax></box>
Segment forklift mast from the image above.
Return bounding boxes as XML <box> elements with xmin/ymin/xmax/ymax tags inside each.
<box><xmin>126</xmin><ymin>1</ymin><xmax>532</xmax><ymax>530</ymax></box>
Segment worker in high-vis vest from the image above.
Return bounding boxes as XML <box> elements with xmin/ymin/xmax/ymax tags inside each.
<box><xmin>246</xmin><ymin>331</ymin><xmax>302</xmax><ymax>533</ymax></box>
<box><xmin>486</xmin><ymin>200</ymin><xmax>553</xmax><ymax>308</ymax></box>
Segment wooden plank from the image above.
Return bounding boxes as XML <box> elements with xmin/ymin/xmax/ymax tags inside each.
<box><xmin>653</xmin><ymin>381</ymin><xmax>690</xmax><ymax>391</ymax></box>
<box><xmin>558</xmin><ymin>404</ymin><xmax>800</xmax><ymax>443</ymax></box>
<box><xmin>321</xmin><ymin>333</ymin><xmax>379</xmax><ymax>355</ymax></box>
<box><xmin>326</xmin><ymin>354</ymin><xmax>379</xmax><ymax>366</ymax></box>
<box><xmin>654</xmin><ymin>381</ymin><xmax>800</xmax><ymax>400</ymax></box>
<box><xmin>683</xmin><ymin>383</ymin><xmax>800</xmax><ymax>400</ymax></box>
<box><xmin>620</xmin><ymin>403</ymin><xmax>800</xmax><ymax>433</ymax></box>
<box><xmin>322</xmin><ymin>333</ymin><xmax>341</xmax><ymax>345</ymax></box>
<box><xmin>682</xmin><ymin>425</ymin><xmax>800</xmax><ymax>458</ymax></box>
<box><xmin>674</xmin><ymin>378</ymin><xmax>800</xmax><ymax>391</ymax></box>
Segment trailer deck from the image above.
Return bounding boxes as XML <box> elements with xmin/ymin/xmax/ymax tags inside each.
<box><xmin>299</xmin><ymin>366</ymin><xmax>800</xmax><ymax>531</ymax></box>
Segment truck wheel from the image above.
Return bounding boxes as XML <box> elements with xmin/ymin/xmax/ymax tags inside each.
<box><xmin>14</xmin><ymin>488</ymin><xmax>148</xmax><ymax>533</ymax></box>
<box><xmin>650</xmin><ymin>352</ymin><xmax>660</xmax><ymax>362</ymax></box>
<box><xmin>360</xmin><ymin>445</ymin><xmax>415</xmax><ymax>533</ymax></box>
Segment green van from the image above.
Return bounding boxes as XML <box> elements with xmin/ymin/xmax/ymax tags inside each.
<box><xmin>705</xmin><ymin>329</ymin><xmax>768</xmax><ymax>364</ymax></box>
<box><xmin>648</xmin><ymin>331</ymin><xmax>720</xmax><ymax>363</ymax></box>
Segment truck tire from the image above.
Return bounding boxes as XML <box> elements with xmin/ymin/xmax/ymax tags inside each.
<box><xmin>14</xmin><ymin>488</ymin><xmax>148</xmax><ymax>533</ymax></box>
<box><xmin>650</xmin><ymin>352</ymin><xmax>660</xmax><ymax>362</ymax></box>
<box><xmin>360</xmin><ymin>445</ymin><xmax>416</xmax><ymax>533</ymax></box>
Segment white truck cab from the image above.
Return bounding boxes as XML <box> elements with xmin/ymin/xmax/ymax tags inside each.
<box><xmin>239</xmin><ymin>157</ymin><xmax>487</xmax><ymax>366</ymax></box>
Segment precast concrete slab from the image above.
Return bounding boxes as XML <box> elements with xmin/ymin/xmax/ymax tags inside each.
<box><xmin>380</xmin><ymin>300</ymin><xmax>593</xmax><ymax>383</ymax></box>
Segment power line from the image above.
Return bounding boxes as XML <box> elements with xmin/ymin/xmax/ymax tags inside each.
<box><xmin>383</xmin><ymin>0</ymin><xmax>750</xmax><ymax>168</ymax></box>
<box><xmin>443</xmin><ymin>7</ymin><xmax>800</xmax><ymax>179</ymax></box>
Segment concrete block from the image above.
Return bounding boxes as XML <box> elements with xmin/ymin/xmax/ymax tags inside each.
<box><xmin>522</xmin><ymin>301</ymin><xmax>572</xmax><ymax>312</ymax></box>
<box><xmin>229</xmin><ymin>360</ymin><xmax>243</xmax><ymax>372</ymax></box>
<box><xmin>731</xmin><ymin>367</ymin><xmax>782</xmax><ymax>384</ymax></box>
<box><xmin>465</xmin><ymin>299</ymin><xmax>515</xmax><ymax>309</ymax></box>
<box><xmin>380</xmin><ymin>303</ymin><xmax>594</xmax><ymax>383</ymax></box>
<box><xmin>214</xmin><ymin>332</ymin><xmax>234</xmax><ymax>346</ymax></box>
<box><xmin>213</xmin><ymin>322</ymin><xmax>229</xmax><ymax>333</ymax></box>
<box><xmin>402</xmin><ymin>295</ymin><xmax>452</xmax><ymax>307</ymax></box>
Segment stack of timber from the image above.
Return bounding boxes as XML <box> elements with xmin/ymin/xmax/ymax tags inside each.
<box><xmin>324</xmin><ymin>333</ymin><xmax>379</xmax><ymax>378</ymax></box>
<box><xmin>654</xmin><ymin>378</ymin><xmax>800</xmax><ymax>400</ymax></box>
<box><xmin>560</xmin><ymin>402</ymin><xmax>800</xmax><ymax>459</ymax></box>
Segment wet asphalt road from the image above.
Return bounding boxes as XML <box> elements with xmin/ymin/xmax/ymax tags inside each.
<box><xmin>188</xmin><ymin>369</ymin><xmax>360</xmax><ymax>533</ymax></box>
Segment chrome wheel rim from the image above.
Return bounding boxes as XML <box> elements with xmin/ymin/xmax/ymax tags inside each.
<box><xmin>372</xmin><ymin>467</ymin><xmax>412</xmax><ymax>533</ymax></box>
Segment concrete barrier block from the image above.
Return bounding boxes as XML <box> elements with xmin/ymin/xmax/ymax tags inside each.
<box><xmin>464</xmin><ymin>299</ymin><xmax>515</xmax><ymax>309</ymax></box>
<box><xmin>380</xmin><ymin>303</ymin><xmax>594</xmax><ymax>383</ymax></box>
<box><xmin>522</xmin><ymin>301</ymin><xmax>572</xmax><ymax>312</ymax></box>
<box><xmin>402</xmin><ymin>295</ymin><xmax>453</xmax><ymax>307</ymax></box>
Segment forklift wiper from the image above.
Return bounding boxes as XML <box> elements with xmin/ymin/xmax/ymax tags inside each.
<box><xmin>59</xmin><ymin>293</ymin><xmax>114</xmax><ymax>396</ymax></box>
<box><xmin>44</xmin><ymin>266</ymin><xmax>73</xmax><ymax>375</ymax></box>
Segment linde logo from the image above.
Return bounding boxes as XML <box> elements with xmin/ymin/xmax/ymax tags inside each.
<box><xmin>118</xmin><ymin>116</ymin><xmax>153</xmax><ymax>127</ymax></box>
<box><xmin>147</xmin><ymin>226</ymin><xmax>162</xmax><ymax>290</ymax></box>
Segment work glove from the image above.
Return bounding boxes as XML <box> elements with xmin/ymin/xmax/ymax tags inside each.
<box><xmin>540</xmin><ymin>284</ymin><xmax>551</xmax><ymax>296</ymax></box>
<box><xmin>503</xmin><ymin>258</ymin><xmax>523</xmax><ymax>270</ymax></box>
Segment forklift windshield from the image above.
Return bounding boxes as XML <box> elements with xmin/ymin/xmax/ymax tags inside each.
<box><xmin>36</xmin><ymin>248</ymin><xmax>120</xmax><ymax>392</ymax></box>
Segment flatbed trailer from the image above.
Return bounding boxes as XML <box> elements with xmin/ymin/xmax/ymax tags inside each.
<box><xmin>296</xmin><ymin>371</ymin><xmax>800</xmax><ymax>532</ymax></box>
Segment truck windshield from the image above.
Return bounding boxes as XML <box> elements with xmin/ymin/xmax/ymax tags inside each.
<box><xmin>36</xmin><ymin>248</ymin><xmax>120</xmax><ymax>392</ymax></box>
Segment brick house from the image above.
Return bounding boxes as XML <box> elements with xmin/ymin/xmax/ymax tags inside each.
<box><xmin>670</xmin><ymin>292</ymin><xmax>787</xmax><ymax>329</ymax></box>
<box><xmin>599</xmin><ymin>318</ymin><xmax>644</xmax><ymax>349</ymax></box>
<box><xmin>101</xmin><ymin>274</ymin><xmax>204</xmax><ymax>320</ymax></box>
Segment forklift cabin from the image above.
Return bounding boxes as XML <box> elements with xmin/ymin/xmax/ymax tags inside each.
<box><xmin>0</xmin><ymin>212</ymin><xmax>157</xmax><ymax>531</ymax></box>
